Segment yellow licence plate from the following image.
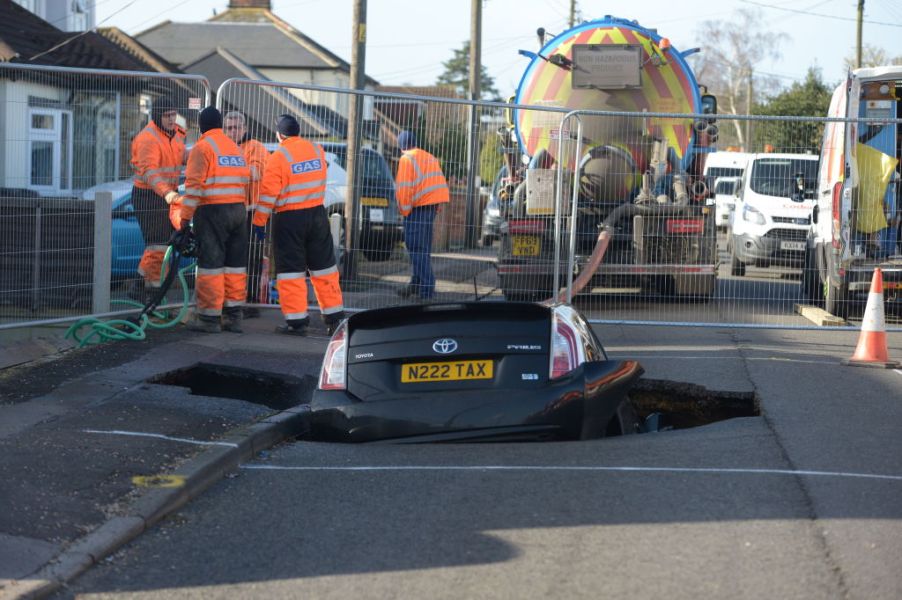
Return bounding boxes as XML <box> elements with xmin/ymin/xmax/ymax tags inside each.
<box><xmin>361</xmin><ymin>196</ymin><xmax>389</xmax><ymax>207</ymax></box>
<box><xmin>512</xmin><ymin>235</ymin><xmax>540</xmax><ymax>256</ymax></box>
<box><xmin>401</xmin><ymin>360</ymin><xmax>493</xmax><ymax>383</ymax></box>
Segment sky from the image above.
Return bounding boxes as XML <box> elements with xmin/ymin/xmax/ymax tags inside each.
<box><xmin>94</xmin><ymin>0</ymin><xmax>902</xmax><ymax>95</ymax></box>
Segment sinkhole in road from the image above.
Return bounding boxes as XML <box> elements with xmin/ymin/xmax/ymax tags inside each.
<box><xmin>629</xmin><ymin>378</ymin><xmax>759</xmax><ymax>432</ymax></box>
<box><xmin>147</xmin><ymin>365</ymin><xmax>757</xmax><ymax>439</ymax></box>
<box><xmin>148</xmin><ymin>363</ymin><xmax>315</xmax><ymax>411</ymax></box>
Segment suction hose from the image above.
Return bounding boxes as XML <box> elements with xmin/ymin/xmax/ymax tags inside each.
<box><xmin>547</xmin><ymin>202</ymin><xmax>693</xmax><ymax>303</ymax></box>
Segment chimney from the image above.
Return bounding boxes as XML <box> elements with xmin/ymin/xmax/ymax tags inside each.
<box><xmin>228</xmin><ymin>0</ymin><xmax>271</xmax><ymax>8</ymax></box>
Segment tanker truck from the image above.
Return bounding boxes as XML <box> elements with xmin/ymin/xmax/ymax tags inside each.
<box><xmin>495</xmin><ymin>15</ymin><xmax>719</xmax><ymax>301</ymax></box>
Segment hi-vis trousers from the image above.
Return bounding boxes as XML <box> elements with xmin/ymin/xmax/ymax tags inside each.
<box><xmin>193</xmin><ymin>203</ymin><xmax>248</xmax><ymax>321</ymax></box>
<box><xmin>272</xmin><ymin>205</ymin><xmax>344</xmax><ymax>328</ymax></box>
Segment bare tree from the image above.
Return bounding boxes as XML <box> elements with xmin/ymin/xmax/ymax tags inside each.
<box><xmin>691</xmin><ymin>8</ymin><xmax>787</xmax><ymax>149</ymax></box>
<box><xmin>843</xmin><ymin>44</ymin><xmax>902</xmax><ymax>71</ymax></box>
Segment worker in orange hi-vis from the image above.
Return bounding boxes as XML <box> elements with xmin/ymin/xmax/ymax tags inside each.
<box><xmin>252</xmin><ymin>114</ymin><xmax>344</xmax><ymax>336</ymax></box>
<box><xmin>394</xmin><ymin>130</ymin><xmax>449</xmax><ymax>301</ymax></box>
<box><xmin>130</xmin><ymin>95</ymin><xmax>186</xmax><ymax>301</ymax></box>
<box><xmin>223</xmin><ymin>110</ymin><xmax>270</xmax><ymax>317</ymax></box>
<box><xmin>180</xmin><ymin>106</ymin><xmax>251</xmax><ymax>334</ymax></box>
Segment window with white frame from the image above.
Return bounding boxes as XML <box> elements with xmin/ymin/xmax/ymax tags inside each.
<box><xmin>28</xmin><ymin>108</ymin><xmax>73</xmax><ymax>194</ymax></box>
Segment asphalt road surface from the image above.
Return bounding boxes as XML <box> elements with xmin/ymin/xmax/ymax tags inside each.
<box><xmin>56</xmin><ymin>326</ymin><xmax>902</xmax><ymax>600</ymax></box>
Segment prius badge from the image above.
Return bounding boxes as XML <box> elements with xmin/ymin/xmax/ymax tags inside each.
<box><xmin>432</xmin><ymin>338</ymin><xmax>458</xmax><ymax>354</ymax></box>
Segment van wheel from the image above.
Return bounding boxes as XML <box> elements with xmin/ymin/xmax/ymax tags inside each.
<box><xmin>801</xmin><ymin>245</ymin><xmax>821</xmax><ymax>305</ymax></box>
<box><xmin>825</xmin><ymin>280</ymin><xmax>849</xmax><ymax>320</ymax></box>
<box><xmin>730</xmin><ymin>244</ymin><xmax>746</xmax><ymax>277</ymax></box>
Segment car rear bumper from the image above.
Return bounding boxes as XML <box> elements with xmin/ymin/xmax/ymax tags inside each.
<box><xmin>309</xmin><ymin>360</ymin><xmax>642</xmax><ymax>443</ymax></box>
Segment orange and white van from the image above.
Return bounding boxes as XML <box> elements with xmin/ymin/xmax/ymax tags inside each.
<box><xmin>803</xmin><ymin>66</ymin><xmax>901</xmax><ymax>319</ymax></box>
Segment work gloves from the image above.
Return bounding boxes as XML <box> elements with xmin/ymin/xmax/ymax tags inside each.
<box><xmin>164</xmin><ymin>191</ymin><xmax>183</xmax><ymax>205</ymax></box>
<box><xmin>252</xmin><ymin>225</ymin><xmax>266</xmax><ymax>242</ymax></box>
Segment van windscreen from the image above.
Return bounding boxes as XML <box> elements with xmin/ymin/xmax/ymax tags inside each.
<box><xmin>750</xmin><ymin>158</ymin><xmax>818</xmax><ymax>198</ymax></box>
<box><xmin>706</xmin><ymin>167</ymin><xmax>742</xmax><ymax>183</ymax></box>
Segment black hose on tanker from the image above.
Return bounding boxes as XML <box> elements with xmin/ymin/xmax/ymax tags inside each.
<box><xmin>548</xmin><ymin>199</ymin><xmax>693</xmax><ymax>303</ymax></box>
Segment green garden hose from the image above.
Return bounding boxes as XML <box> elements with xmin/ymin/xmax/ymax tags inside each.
<box><xmin>65</xmin><ymin>246</ymin><xmax>195</xmax><ymax>348</ymax></box>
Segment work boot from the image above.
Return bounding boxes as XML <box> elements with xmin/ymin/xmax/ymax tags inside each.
<box><xmin>222</xmin><ymin>311</ymin><xmax>243</xmax><ymax>334</ymax></box>
<box><xmin>276</xmin><ymin>323</ymin><xmax>308</xmax><ymax>336</ymax></box>
<box><xmin>277</xmin><ymin>316</ymin><xmax>309</xmax><ymax>336</ymax></box>
<box><xmin>188</xmin><ymin>318</ymin><xmax>222</xmax><ymax>333</ymax></box>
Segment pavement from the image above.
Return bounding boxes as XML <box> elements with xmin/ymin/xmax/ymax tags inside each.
<box><xmin>1</xmin><ymin>249</ymin><xmax>901</xmax><ymax>598</ymax></box>
<box><xmin>0</xmin><ymin>308</ymin><xmax>337</xmax><ymax>599</ymax></box>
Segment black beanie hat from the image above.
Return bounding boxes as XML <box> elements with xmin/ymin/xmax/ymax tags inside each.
<box><xmin>199</xmin><ymin>106</ymin><xmax>222</xmax><ymax>134</ymax></box>
<box><xmin>276</xmin><ymin>114</ymin><xmax>301</xmax><ymax>137</ymax></box>
<box><xmin>151</xmin><ymin>95</ymin><xmax>177</xmax><ymax>128</ymax></box>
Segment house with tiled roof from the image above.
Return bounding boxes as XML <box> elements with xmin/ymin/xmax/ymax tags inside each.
<box><xmin>0</xmin><ymin>0</ymin><xmax>191</xmax><ymax>193</ymax></box>
<box><xmin>136</xmin><ymin>0</ymin><xmax>380</xmax><ymax>142</ymax></box>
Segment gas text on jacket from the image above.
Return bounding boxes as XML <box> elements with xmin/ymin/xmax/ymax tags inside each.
<box><xmin>291</xmin><ymin>159</ymin><xmax>322</xmax><ymax>174</ymax></box>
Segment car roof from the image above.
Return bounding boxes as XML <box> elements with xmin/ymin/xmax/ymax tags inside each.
<box><xmin>80</xmin><ymin>179</ymin><xmax>132</xmax><ymax>200</ymax></box>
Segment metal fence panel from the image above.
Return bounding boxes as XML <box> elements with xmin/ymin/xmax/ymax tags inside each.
<box><xmin>3</xmin><ymin>69</ymin><xmax>899</xmax><ymax>332</ymax></box>
<box><xmin>0</xmin><ymin>63</ymin><xmax>210</xmax><ymax>329</ymax></box>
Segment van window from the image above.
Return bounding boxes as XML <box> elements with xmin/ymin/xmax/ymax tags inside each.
<box><xmin>705</xmin><ymin>166</ymin><xmax>743</xmax><ymax>184</ymax></box>
<box><xmin>749</xmin><ymin>158</ymin><xmax>818</xmax><ymax>199</ymax></box>
<box><xmin>714</xmin><ymin>179</ymin><xmax>737</xmax><ymax>195</ymax></box>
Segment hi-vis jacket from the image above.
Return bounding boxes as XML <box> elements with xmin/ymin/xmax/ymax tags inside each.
<box><xmin>253</xmin><ymin>137</ymin><xmax>327</xmax><ymax>227</ymax></box>
<box><xmin>131</xmin><ymin>121</ymin><xmax>186</xmax><ymax>198</ymax></box>
<box><xmin>181</xmin><ymin>129</ymin><xmax>250</xmax><ymax>222</ymax></box>
<box><xmin>395</xmin><ymin>148</ymin><xmax>449</xmax><ymax>216</ymax></box>
<box><xmin>240</xmin><ymin>138</ymin><xmax>269</xmax><ymax>211</ymax></box>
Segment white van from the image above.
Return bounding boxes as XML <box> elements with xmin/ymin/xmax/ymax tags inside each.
<box><xmin>703</xmin><ymin>151</ymin><xmax>750</xmax><ymax>229</ymax></box>
<box><xmin>712</xmin><ymin>176</ymin><xmax>741</xmax><ymax>229</ymax></box>
<box><xmin>729</xmin><ymin>153</ymin><xmax>819</xmax><ymax>276</ymax></box>
<box><xmin>803</xmin><ymin>66</ymin><xmax>901</xmax><ymax>318</ymax></box>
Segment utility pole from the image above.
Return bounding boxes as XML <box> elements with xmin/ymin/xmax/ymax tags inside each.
<box><xmin>464</xmin><ymin>0</ymin><xmax>482</xmax><ymax>247</ymax></box>
<box><xmin>569</xmin><ymin>0</ymin><xmax>577</xmax><ymax>28</ymax></box>
<box><xmin>344</xmin><ymin>0</ymin><xmax>366</xmax><ymax>280</ymax></box>
<box><xmin>745</xmin><ymin>68</ymin><xmax>753</xmax><ymax>151</ymax></box>
<box><xmin>856</xmin><ymin>0</ymin><xmax>864</xmax><ymax>68</ymax></box>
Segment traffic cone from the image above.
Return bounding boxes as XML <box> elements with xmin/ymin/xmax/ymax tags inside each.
<box><xmin>843</xmin><ymin>268</ymin><xmax>900</xmax><ymax>369</ymax></box>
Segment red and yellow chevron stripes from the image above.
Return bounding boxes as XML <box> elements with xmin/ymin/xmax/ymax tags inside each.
<box><xmin>515</xmin><ymin>24</ymin><xmax>699</xmax><ymax>162</ymax></box>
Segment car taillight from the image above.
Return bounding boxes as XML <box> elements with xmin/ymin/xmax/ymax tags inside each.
<box><xmin>318</xmin><ymin>323</ymin><xmax>347</xmax><ymax>390</ymax></box>
<box><xmin>550</xmin><ymin>318</ymin><xmax>579</xmax><ymax>379</ymax></box>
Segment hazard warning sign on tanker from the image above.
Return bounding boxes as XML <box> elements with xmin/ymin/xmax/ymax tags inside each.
<box><xmin>572</xmin><ymin>44</ymin><xmax>642</xmax><ymax>89</ymax></box>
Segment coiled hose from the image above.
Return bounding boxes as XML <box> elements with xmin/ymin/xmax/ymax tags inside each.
<box><xmin>65</xmin><ymin>246</ymin><xmax>195</xmax><ymax>347</ymax></box>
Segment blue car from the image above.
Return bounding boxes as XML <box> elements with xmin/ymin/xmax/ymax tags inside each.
<box><xmin>81</xmin><ymin>180</ymin><xmax>188</xmax><ymax>280</ymax></box>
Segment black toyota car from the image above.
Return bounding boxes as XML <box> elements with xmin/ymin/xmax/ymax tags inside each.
<box><xmin>311</xmin><ymin>301</ymin><xmax>644</xmax><ymax>443</ymax></box>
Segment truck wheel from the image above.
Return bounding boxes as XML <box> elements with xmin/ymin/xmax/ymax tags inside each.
<box><xmin>825</xmin><ymin>280</ymin><xmax>849</xmax><ymax>320</ymax></box>
<box><xmin>730</xmin><ymin>244</ymin><xmax>746</xmax><ymax>277</ymax></box>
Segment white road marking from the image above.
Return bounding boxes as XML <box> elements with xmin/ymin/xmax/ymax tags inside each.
<box><xmin>82</xmin><ymin>429</ymin><xmax>238</xmax><ymax>448</ymax></box>
<box><xmin>240</xmin><ymin>464</ymin><xmax>902</xmax><ymax>482</ymax></box>
<box><xmin>609</xmin><ymin>355</ymin><xmax>837</xmax><ymax>365</ymax></box>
